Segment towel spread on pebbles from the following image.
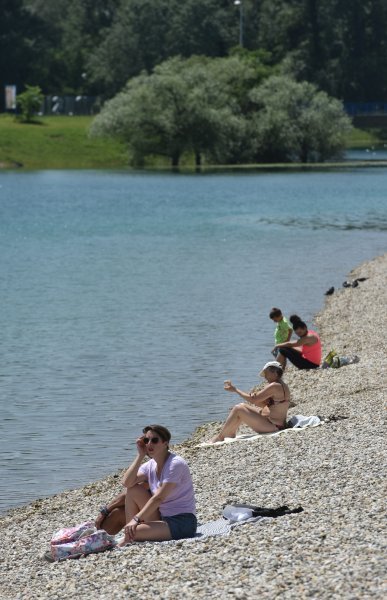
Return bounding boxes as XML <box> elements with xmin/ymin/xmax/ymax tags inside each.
<box><xmin>197</xmin><ymin>415</ymin><xmax>322</xmax><ymax>447</ymax></box>
<box><xmin>114</xmin><ymin>519</ymin><xmax>239</xmax><ymax>548</ymax></box>
<box><xmin>116</xmin><ymin>506</ymin><xmax>305</xmax><ymax>548</ymax></box>
<box><xmin>116</xmin><ymin>517</ymin><xmax>271</xmax><ymax>547</ymax></box>
<box><xmin>168</xmin><ymin>514</ymin><xmax>304</xmax><ymax>542</ymax></box>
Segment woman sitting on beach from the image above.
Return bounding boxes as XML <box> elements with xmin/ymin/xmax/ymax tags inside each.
<box><xmin>274</xmin><ymin>314</ymin><xmax>321</xmax><ymax>370</ymax></box>
<box><xmin>209</xmin><ymin>361</ymin><xmax>290</xmax><ymax>444</ymax></box>
<box><xmin>95</xmin><ymin>424</ymin><xmax>197</xmax><ymax>544</ymax></box>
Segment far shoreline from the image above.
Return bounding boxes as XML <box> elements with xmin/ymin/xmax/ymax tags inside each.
<box><xmin>2</xmin><ymin>113</ymin><xmax>386</xmax><ymax>170</ymax></box>
<box><xmin>2</xmin><ymin>160</ymin><xmax>387</xmax><ymax>172</ymax></box>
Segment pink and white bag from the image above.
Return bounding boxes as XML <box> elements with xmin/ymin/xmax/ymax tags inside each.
<box><xmin>50</xmin><ymin>522</ymin><xmax>117</xmax><ymax>561</ymax></box>
<box><xmin>51</xmin><ymin>521</ymin><xmax>96</xmax><ymax>545</ymax></box>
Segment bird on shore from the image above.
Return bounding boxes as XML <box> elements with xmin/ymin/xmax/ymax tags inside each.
<box><xmin>342</xmin><ymin>277</ymin><xmax>368</xmax><ymax>288</ymax></box>
<box><xmin>325</xmin><ymin>287</ymin><xmax>334</xmax><ymax>295</ymax></box>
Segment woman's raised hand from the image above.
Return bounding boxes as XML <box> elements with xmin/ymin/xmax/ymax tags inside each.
<box><xmin>224</xmin><ymin>380</ymin><xmax>236</xmax><ymax>392</ymax></box>
<box><xmin>136</xmin><ymin>437</ymin><xmax>147</xmax><ymax>456</ymax></box>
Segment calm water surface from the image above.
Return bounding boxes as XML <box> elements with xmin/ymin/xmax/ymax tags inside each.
<box><xmin>0</xmin><ymin>168</ymin><xmax>386</xmax><ymax>513</ymax></box>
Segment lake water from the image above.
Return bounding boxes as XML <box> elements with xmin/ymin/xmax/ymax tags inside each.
<box><xmin>0</xmin><ymin>168</ymin><xmax>386</xmax><ymax>514</ymax></box>
<box><xmin>346</xmin><ymin>145</ymin><xmax>387</xmax><ymax>161</ymax></box>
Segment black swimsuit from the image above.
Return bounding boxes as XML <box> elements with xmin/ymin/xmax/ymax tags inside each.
<box><xmin>267</xmin><ymin>381</ymin><xmax>288</xmax><ymax>430</ymax></box>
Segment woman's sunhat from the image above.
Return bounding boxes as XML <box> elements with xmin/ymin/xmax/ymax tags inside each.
<box><xmin>259</xmin><ymin>361</ymin><xmax>282</xmax><ymax>377</ymax></box>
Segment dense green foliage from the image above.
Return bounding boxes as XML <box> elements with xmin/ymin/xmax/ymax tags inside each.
<box><xmin>2</xmin><ymin>0</ymin><xmax>387</xmax><ymax>108</ymax></box>
<box><xmin>16</xmin><ymin>85</ymin><xmax>43</xmax><ymax>122</ymax></box>
<box><xmin>249</xmin><ymin>76</ymin><xmax>352</xmax><ymax>163</ymax></box>
<box><xmin>90</xmin><ymin>55</ymin><xmax>351</xmax><ymax>166</ymax></box>
<box><xmin>1</xmin><ymin>0</ymin><xmax>384</xmax><ymax>166</ymax></box>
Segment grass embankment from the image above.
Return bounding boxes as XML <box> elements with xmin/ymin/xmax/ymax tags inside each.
<box><xmin>0</xmin><ymin>114</ymin><xmax>128</xmax><ymax>169</ymax></box>
<box><xmin>347</xmin><ymin>126</ymin><xmax>387</xmax><ymax>148</ymax></box>
<box><xmin>0</xmin><ymin>113</ymin><xmax>386</xmax><ymax>169</ymax></box>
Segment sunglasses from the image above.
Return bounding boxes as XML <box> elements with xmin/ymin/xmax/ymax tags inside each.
<box><xmin>143</xmin><ymin>436</ymin><xmax>161</xmax><ymax>445</ymax></box>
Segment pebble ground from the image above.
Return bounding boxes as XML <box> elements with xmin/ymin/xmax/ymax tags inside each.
<box><xmin>1</xmin><ymin>254</ymin><xmax>386</xmax><ymax>599</ymax></box>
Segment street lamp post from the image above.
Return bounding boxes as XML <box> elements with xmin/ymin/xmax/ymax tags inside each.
<box><xmin>234</xmin><ymin>0</ymin><xmax>244</xmax><ymax>48</ymax></box>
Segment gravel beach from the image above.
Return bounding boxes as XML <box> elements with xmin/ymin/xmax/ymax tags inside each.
<box><xmin>1</xmin><ymin>253</ymin><xmax>386</xmax><ymax>600</ymax></box>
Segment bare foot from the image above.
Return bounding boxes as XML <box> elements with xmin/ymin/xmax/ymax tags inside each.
<box><xmin>118</xmin><ymin>538</ymin><xmax>129</xmax><ymax>548</ymax></box>
<box><xmin>208</xmin><ymin>433</ymin><xmax>237</xmax><ymax>444</ymax></box>
<box><xmin>208</xmin><ymin>434</ymin><xmax>224</xmax><ymax>444</ymax></box>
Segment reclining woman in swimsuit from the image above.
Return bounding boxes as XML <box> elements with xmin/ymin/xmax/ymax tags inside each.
<box><xmin>209</xmin><ymin>361</ymin><xmax>290</xmax><ymax>444</ymax></box>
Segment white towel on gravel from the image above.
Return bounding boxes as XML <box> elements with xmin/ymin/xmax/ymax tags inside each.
<box><xmin>175</xmin><ymin>516</ymin><xmax>270</xmax><ymax>541</ymax></box>
<box><xmin>197</xmin><ymin>415</ymin><xmax>322</xmax><ymax>447</ymax></box>
<box><xmin>196</xmin><ymin>516</ymin><xmax>270</xmax><ymax>537</ymax></box>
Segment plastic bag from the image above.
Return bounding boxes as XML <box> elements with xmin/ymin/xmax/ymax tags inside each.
<box><xmin>223</xmin><ymin>504</ymin><xmax>254</xmax><ymax>523</ymax></box>
<box><xmin>333</xmin><ymin>355</ymin><xmax>360</xmax><ymax>368</ymax></box>
<box><xmin>321</xmin><ymin>349</ymin><xmax>337</xmax><ymax>368</ymax></box>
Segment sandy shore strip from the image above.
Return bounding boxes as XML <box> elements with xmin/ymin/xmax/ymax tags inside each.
<box><xmin>1</xmin><ymin>253</ymin><xmax>386</xmax><ymax>599</ymax></box>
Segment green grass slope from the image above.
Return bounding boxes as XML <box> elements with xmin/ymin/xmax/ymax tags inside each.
<box><xmin>0</xmin><ymin>115</ymin><xmax>128</xmax><ymax>169</ymax></box>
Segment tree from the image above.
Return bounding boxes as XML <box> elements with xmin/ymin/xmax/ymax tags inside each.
<box><xmin>23</xmin><ymin>0</ymin><xmax>121</xmax><ymax>94</ymax></box>
<box><xmin>86</xmin><ymin>0</ymin><xmax>243</xmax><ymax>97</ymax></box>
<box><xmin>249</xmin><ymin>75</ymin><xmax>352</xmax><ymax>163</ymax></box>
<box><xmin>164</xmin><ymin>0</ymin><xmax>237</xmax><ymax>56</ymax></box>
<box><xmin>0</xmin><ymin>0</ymin><xmax>50</xmax><ymax>110</ymax></box>
<box><xmin>325</xmin><ymin>0</ymin><xmax>387</xmax><ymax>101</ymax></box>
<box><xmin>7</xmin><ymin>0</ymin><xmax>386</xmax><ymax>104</ymax></box>
<box><xmin>90</xmin><ymin>57</ymin><xmax>229</xmax><ymax>166</ymax></box>
<box><xmin>90</xmin><ymin>53</ymin><xmax>275</xmax><ymax>166</ymax></box>
<box><xmin>259</xmin><ymin>0</ymin><xmax>387</xmax><ymax>102</ymax></box>
<box><xmin>91</xmin><ymin>54</ymin><xmax>353</xmax><ymax>167</ymax></box>
<box><xmin>87</xmin><ymin>0</ymin><xmax>177</xmax><ymax>97</ymax></box>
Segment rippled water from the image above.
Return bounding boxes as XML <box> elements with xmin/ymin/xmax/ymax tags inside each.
<box><xmin>0</xmin><ymin>168</ymin><xmax>386</xmax><ymax>514</ymax></box>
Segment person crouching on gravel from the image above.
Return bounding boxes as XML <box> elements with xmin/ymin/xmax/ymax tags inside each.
<box><xmin>274</xmin><ymin>314</ymin><xmax>321</xmax><ymax>370</ymax></box>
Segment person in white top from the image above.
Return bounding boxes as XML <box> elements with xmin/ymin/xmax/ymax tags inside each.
<box><xmin>95</xmin><ymin>425</ymin><xmax>196</xmax><ymax>544</ymax></box>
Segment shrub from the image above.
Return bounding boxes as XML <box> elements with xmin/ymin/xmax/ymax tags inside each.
<box><xmin>17</xmin><ymin>85</ymin><xmax>44</xmax><ymax>123</ymax></box>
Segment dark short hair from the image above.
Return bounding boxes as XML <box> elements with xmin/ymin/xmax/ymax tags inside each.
<box><xmin>269</xmin><ymin>307</ymin><xmax>282</xmax><ymax>319</ymax></box>
<box><xmin>143</xmin><ymin>424</ymin><xmax>171</xmax><ymax>443</ymax></box>
<box><xmin>289</xmin><ymin>314</ymin><xmax>307</xmax><ymax>330</ymax></box>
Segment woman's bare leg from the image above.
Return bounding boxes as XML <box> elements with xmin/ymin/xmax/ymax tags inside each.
<box><xmin>124</xmin><ymin>483</ymin><xmax>160</xmax><ymax>523</ymax></box>
<box><xmin>119</xmin><ymin>484</ymin><xmax>172</xmax><ymax>545</ymax></box>
<box><xmin>101</xmin><ymin>507</ymin><xmax>126</xmax><ymax>535</ymax></box>
<box><xmin>210</xmin><ymin>404</ymin><xmax>244</xmax><ymax>442</ymax></box>
<box><xmin>210</xmin><ymin>403</ymin><xmax>277</xmax><ymax>442</ymax></box>
<box><xmin>128</xmin><ymin>521</ymin><xmax>172</xmax><ymax>542</ymax></box>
